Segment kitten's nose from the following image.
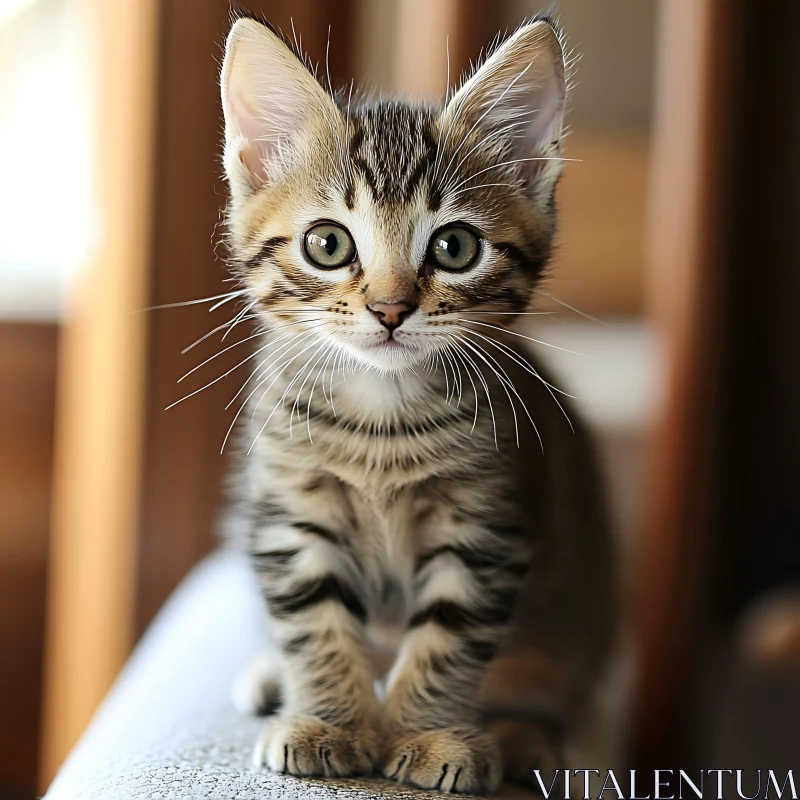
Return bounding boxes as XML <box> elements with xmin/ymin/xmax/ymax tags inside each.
<box><xmin>367</xmin><ymin>300</ymin><xmax>417</xmax><ymax>331</ymax></box>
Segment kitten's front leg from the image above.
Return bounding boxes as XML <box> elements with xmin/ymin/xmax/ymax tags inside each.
<box><xmin>381</xmin><ymin>533</ymin><xmax>527</xmax><ymax>794</ymax></box>
<box><xmin>250</xmin><ymin>517</ymin><xmax>380</xmax><ymax>778</ymax></box>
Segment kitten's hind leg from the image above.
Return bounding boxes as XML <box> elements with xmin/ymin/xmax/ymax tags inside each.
<box><xmin>231</xmin><ymin>651</ymin><xmax>283</xmax><ymax>717</ymax></box>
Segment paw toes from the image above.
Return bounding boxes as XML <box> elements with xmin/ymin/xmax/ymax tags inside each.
<box><xmin>382</xmin><ymin>728</ymin><xmax>501</xmax><ymax>794</ymax></box>
<box><xmin>254</xmin><ymin>715</ymin><xmax>375</xmax><ymax>778</ymax></box>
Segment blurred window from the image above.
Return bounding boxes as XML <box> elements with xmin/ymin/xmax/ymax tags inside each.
<box><xmin>0</xmin><ymin>0</ymin><xmax>91</xmax><ymax>320</ymax></box>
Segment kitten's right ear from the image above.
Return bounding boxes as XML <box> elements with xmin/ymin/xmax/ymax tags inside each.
<box><xmin>221</xmin><ymin>18</ymin><xmax>337</xmax><ymax>204</ymax></box>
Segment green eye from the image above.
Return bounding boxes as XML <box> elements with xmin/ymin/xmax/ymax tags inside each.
<box><xmin>304</xmin><ymin>223</ymin><xmax>356</xmax><ymax>268</ymax></box>
<box><xmin>428</xmin><ymin>226</ymin><xmax>480</xmax><ymax>271</ymax></box>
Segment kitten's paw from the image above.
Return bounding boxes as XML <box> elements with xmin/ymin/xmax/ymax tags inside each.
<box><xmin>253</xmin><ymin>715</ymin><xmax>378</xmax><ymax>778</ymax></box>
<box><xmin>491</xmin><ymin>719</ymin><xmax>563</xmax><ymax>789</ymax></box>
<box><xmin>382</xmin><ymin>728</ymin><xmax>502</xmax><ymax>795</ymax></box>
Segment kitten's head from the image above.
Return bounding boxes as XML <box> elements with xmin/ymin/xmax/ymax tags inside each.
<box><xmin>221</xmin><ymin>16</ymin><xmax>566</xmax><ymax>374</ymax></box>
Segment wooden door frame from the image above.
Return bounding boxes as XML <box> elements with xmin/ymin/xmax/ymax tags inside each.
<box><xmin>40</xmin><ymin>0</ymin><xmax>159</xmax><ymax>785</ymax></box>
<box><xmin>633</xmin><ymin>0</ymin><xmax>741</xmax><ymax>768</ymax></box>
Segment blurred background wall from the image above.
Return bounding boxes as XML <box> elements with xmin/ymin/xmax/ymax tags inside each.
<box><xmin>0</xmin><ymin>1</ymin><xmax>797</xmax><ymax>798</ymax></box>
<box><xmin>0</xmin><ymin>1</ymin><xmax>83</xmax><ymax>795</ymax></box>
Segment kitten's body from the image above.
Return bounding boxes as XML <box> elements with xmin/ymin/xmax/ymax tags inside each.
<box><xmin>221</xmin><ymin>16</ymin><xmax>621</xmax><ymax>794</ymax></box>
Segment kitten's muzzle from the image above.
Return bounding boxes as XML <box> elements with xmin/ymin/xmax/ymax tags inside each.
<box><xmin>366</xmin><ymin>300</ymin><xmax>418</xmax><ymax>332</ymax></box>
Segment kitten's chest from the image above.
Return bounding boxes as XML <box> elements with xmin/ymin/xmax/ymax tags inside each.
<box><xmin>365</xmin><ymin>575</ymin><xmax>409</xmax><ymax>657</ymax></box>
<box><xmin>350</xmin><ymin>490</ymin><xmax>419</xmax><ymax>641</ymax></box>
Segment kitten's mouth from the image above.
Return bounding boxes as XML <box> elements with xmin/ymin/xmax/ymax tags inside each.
<box><xmin>369</xmin><ymin>331</ymin><xmax>404</xmax><ymax>348</ymax></box>
<box><xmin>350</xmin><ymin>331</ymin><xmax>432</xmax><ymax>372</ymax></box>
<box><xmin>367</xmin><ymin>339</ymin><xmax>403</xmax><ymax>353</ymax></box>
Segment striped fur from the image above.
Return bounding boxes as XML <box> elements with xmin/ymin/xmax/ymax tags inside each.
<box><xmin>220</xmin><ymin>15</ymin><xmax>619</xmax><ymax>795</ymax></box>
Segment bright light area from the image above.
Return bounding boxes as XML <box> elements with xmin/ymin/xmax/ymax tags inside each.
<box><xmin>0</xmin><ymin>0</ymin><xmax>38</xmax><ymax>27</ymax></box>
<box><xmin>525</xmin><ymin>320</ymin><xmax>661</xmax><ymax>433</ymax></box>
<box><xmin>0</xmin><ymin>0</ymin><xmax>92</xmax><ymax>320</ymax></box>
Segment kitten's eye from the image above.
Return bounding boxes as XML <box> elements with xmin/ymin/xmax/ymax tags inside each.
<box><xmin>304</xmin><ymin>223</ymin><xmax>356</xmax><ymax>268</ymax></box>
<box><xmin>428</xmin><ymin>226</ymin><xmax>480</xmax><ymax>271</ymax></box>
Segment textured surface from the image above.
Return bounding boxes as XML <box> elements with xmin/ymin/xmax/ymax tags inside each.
<box><xmin>43</xmin><ymin>551</ymin><xmax>509</xmax><ymax>800</ymax></box>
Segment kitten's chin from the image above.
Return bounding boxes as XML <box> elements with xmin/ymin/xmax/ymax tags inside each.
<box><xmin>346</xmin><ymin>337</ymin><xmax>431</xmax><ymax>375</ymax></box>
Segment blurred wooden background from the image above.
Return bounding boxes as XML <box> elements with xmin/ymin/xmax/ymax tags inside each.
<box><xmin>0</xmin><ymin>324</ymin><xmax>58</xmax><ymax>798</ymax></box>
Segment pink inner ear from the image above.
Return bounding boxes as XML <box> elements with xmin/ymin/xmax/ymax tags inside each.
<box><xmin>225</xmin><ymin>84</ymin><xmax>272</xmax><ymax>187</ymax></box>
<box><xmin>526</xmin><ymin>72</ymin><xmax>565</xmax><ymax>148</ymax></box>
<box><xmin>239</xmin><ymin>142</ymin><xmax>270</xmax><ymax>188</ymax></box>
<box><xmin>229</xmin><ymin>87</ymin><xmax>265</xmax><ymax>144</ymax></box>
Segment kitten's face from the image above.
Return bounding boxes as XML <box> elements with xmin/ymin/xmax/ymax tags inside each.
<box><xmin>222</xmin><ymin>18</ymin><xmax>566</xmax><ymax>374</ymax></box>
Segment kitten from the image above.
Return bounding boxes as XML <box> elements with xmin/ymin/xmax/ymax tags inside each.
<box><xmin>220</xmin><ymin>14</ymin><xmax>620</xmax><ymax>795</ymax></box>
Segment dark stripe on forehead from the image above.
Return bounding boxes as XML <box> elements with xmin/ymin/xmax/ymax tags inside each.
<box><xmin>428</xmin><ymin>184</ymin><xmax>443</xmax><ymax>213</ymax></box>
<box><xmin>402</xmin><ymin>124</ymin><xmax>437</xmax><ymax>203</ymax></box>
<box><xmin>347</xmin><ymin>102</ymin><xmax>437</xmax><ymax>206</ymax></box>
<box><xmin>343</xmin><ymin>175</ymin><xmax>356</xmax><ymax>210</ymax></box>
<box><xmin>347</xmin><ymin>117</ymin><xmax>379</xmax><ymax>202</ymax></box>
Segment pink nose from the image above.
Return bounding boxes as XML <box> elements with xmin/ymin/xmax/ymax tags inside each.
<box><xmin>367</xmin><ymin>300</ymin><xmax>417</xmax><ymax>331</ymax></box>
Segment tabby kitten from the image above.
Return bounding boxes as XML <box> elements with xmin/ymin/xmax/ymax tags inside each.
<box><xmin>221</xmin><ymin>14</ymin><xmax>619</xmax><ymax>795</ymax></box>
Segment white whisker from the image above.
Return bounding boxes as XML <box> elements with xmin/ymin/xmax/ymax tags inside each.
<box><xmin>456</xmin><ymin>333</ymin><xmax>544</xmax><ymax>450</ymax></box>
<box><xmin>438</xmin><ymin>351</ymin><xmax>451</xmax><ymax>403</ymax></box>
<box><xmin>446</xmin><ymin>340</ymin><xmax>479</xmax><ymax>431</ymax></box>
<box><xmin>249</xmin><ymin>340</ymin><xmax>327</xmax><ymax>453</ymax></box>
<box><xmin>169</xmin><ymin>324</ymin><xmax>322</xmax><ymax>411</ymax></box>
<box><xmin>431</xmin><ymin>34</ymin><xmax>452</xmax><ymax>184</ymax></box>
<box><xmin>465</xmin><ymin>310</ymin><xmax>554</xmax><ymax>316</ymax></box>
<box><xmin>251</xmin><ymin>336</ymin><xmax>324</xmax><ymax>420</ymax></box>
<box><xmin>533</xmin><ymin>290</ymin><xmax>608</xmax><ymax>325</ymax></box>
<box><xmin>142</xmin><ymin>288</ymin><xmax>248</xmax><ymax>312</ymax></box>
<box><xmin>458</xmin><ymin>319</ymin><xmax>594</xmax><ymax>357</ymax></box>
<box><xmin>181</xmin><ymin>314</ymin><xmax>258</xmax><ymax>354</ymax></box>
<box><xmin>220</xmin><ymin>330</ymin><xmax>323</xmax><ymax>453</ymax></box>
<box><xmin>453</xmin><ymin>326</ymin><xmax>574</xmax><ymax>399</ymax></box>
<box><xmin>345</xmin><ymin>79</ymin><xmax>355</xmax><ymax>184</ymax></box>
<box><xmin>224</xmin><ymin>327</ymin><xmax>323</xmax><ymax>411</ymax></box>
<box><xmin>178</xmin><ymin>319</ymin><xmax>319</xmax><ymax>384</ymax></box>
<box><xmin>441</xmin><ymin>343</ymin><xmax>464</xmax><ymax>406</ymax></box>
<box><xmin>307</xmin><ymin>345</ymin><xmax>337</xmax><ymax>442</ymax></box>
<box><xmin>448</xmin><ymin>156</ymin><xmax>578</xmax><ymax>194</ymax></box>
<box><xmin>329</xmin><ymin>347</ymin><xmax>346</xmax><ymax>417</ymax></box>
<box><xmin>449</xmin><ymin>181</ymin><xmax>519</xmax><ymax>198</ymax></box>
<box><xmin>168</xmin><ymin>339</ymin><xmax>271</xmax><ymax>409</ymax></box>
<box><xmin>289</xmin><ymin>343</ymin><xmax>333</xmax><ymax>438</ymax></box>
<box><xmin>221</xmin><ymin>299</ymin><xmax>259</xmax><ymax>341</ymax></box>
<box><xmin>438</xmin><ymin>113</ymin><xmax>538</xmax><ymax>192</ymax></box>
<box><xmin>448</xmin><ymin>338</ymin><xmax>498</xmax><ymax>449</ymax></box>
<box><xmin>208</xmin><ymin>290</ymin><xmax>249</xmax><ymax>312</ymax></box>
<box><xmin>456</xmin><ymin>336</ymin><xmax>520</xmax><ymax>448</ymax></box>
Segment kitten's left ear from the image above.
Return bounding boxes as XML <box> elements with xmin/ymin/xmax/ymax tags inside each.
<box><xmin>443</xmin><ymin>19</ymin><xmax>567</xmax><ymax>203</ymax></box>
